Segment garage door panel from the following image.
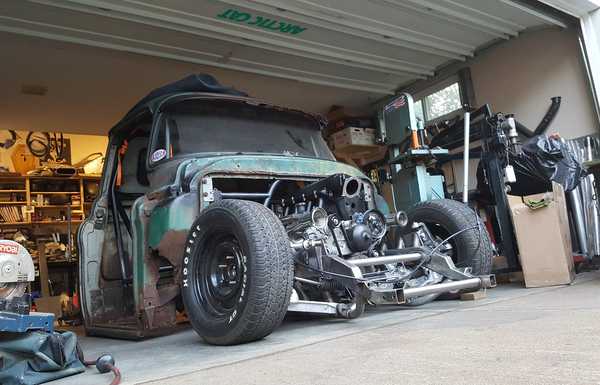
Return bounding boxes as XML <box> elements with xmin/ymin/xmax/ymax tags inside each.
<box><xmin>1</xmin><ymin>1</ymin><xmax>235</xmax><ymax>58</ymax></box>
<box><xmin>51</xmin><ymin>0</ymin><xmax>443</xmax><ymax>75</ymax></box>
<box><xmin>279</xmin><ymin>0</ymin><xmax>495</xmax><ymax>50</ymax></box>
<box><xmin>231</xmin><ymin>44</ymin><xmax>413</xmax><ymax>86</ymax></box>
<box><xmin>0</xmin><ymin>0</ymin><xmax>411</xmax><ymax>93</ymax></box>
<box><xmin>457</xmin><ymin>0</ymin><xmax>566</xmax><ymax>28</ymax></box>
<box><xmin>211</xmin><ymin>0</ymin><xmax>464</xmax><ymax>62</ymax></box>
<box><xmin>0</xmin><ymin>17</ymin><xmax>397</xmax><ymax>94</ymax></box>
<box><xmin>0</xmin><ymin>0</ymin><xmax>561</xmax><ymax>95</ymax></box>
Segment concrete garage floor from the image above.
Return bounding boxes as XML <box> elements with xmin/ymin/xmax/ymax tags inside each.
<box><xmin>55</xmin><ymin>271</ymin><xmax>600</xmax><ymax>385</ymax></box>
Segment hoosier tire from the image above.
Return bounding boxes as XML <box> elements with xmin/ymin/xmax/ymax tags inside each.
<box><xmin>181</xmin><ymin>199</ymin><xmax>294</xmax><ymax>345</ymax></box>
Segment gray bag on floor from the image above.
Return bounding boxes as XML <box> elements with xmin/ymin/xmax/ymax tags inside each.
<box><xmin>0</xmin><ymin>331</ymin><xmax>85</xmax><ymax>385</ymax></box>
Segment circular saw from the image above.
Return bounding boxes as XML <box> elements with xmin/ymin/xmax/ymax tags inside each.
<box><xmin>0</xmin><ymin>240</ymin><xmax>35</xmax><ymax>301</ymax></box>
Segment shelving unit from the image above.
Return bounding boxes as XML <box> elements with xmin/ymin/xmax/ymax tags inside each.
<box><xmin>0</xmin><ymin>176</ymin><xmax>27</xmax><ymax>223</ymax></box>
<box><xmin>0</xmin><ymin>175</ymin><xmax>99</xmax><ymax>225</ymax></box>
<box><xmin>0</xmin><ymin>175</ymin><xmax>100</xmax><ymax>299</ymax></box>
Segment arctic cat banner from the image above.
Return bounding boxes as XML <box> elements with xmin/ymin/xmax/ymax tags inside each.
<box><xmin>217</xmin><ymin>9</ymin><xmax>307</xmax><ymax>35</ymax></box>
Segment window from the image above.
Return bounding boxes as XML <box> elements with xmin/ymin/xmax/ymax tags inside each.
<box><xmin>414</xmin><ymin>79</ymin><xmax>463</xmax><ymax>123</ymax></box>
<box><xmin>118</xmin><ymin>115</ymin><xmax>152</xmax><ymax>192</ymax></box>
<box><xmin>424</xmin><ymin>83</ymin><xmax>462</xmax><ymax>120</ymax></box>
<box><xmin>150</xmin><ymin>98</ymin><xmax>334</xmax><ymax>164</ymax></box>
<box><xmin>414</xmin><ymin>99</ymin><xmax>425</xmax><ymax>122</ymax></box>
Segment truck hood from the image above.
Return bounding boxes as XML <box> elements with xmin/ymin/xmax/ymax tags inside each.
<box><xmin>181</xmin><ymin>154</ymin><xmax>366</xmax><ymax>180</ymax></box>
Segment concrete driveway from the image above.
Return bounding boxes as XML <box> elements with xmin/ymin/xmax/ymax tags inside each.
<box><xmin>54</xmin><ymin>271</ymin><xmax>600</xmax><ymax>385</ymax></box>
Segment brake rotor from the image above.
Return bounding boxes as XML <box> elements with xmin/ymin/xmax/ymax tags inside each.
<box><xmin>0</xmin><ymin>282</ymin><xmax>27</xmax><ymax>300</ymax></box>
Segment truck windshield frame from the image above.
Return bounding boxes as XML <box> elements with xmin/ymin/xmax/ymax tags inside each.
<box><xmin>148</xmin><ymin>98</ymin><xmax>334</xmax><ymax>166</ymax></box>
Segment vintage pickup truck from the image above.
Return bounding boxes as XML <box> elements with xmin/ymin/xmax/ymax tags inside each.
<box><xmin>78</xmin><ymin>74</ymin><xmax>494</xmax><ymax>345</ymax></box>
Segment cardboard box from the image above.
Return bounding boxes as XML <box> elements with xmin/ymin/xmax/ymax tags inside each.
<box><xmin>507</xmin><ymin>183</ymin><xmax>575</xmax><ymax>288</ymax></box>
<box><xmin>35</xmin><ymin>296</ymin><xmax>62</xmax><ymax>317</ymax></box>
<box><xmin>330</xmin><ymin>127</ymin><xmax>376</xmax><ymax>150</ymax></box>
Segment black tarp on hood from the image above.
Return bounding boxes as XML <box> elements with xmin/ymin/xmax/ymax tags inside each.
<box><xmin>126</xmin><ymin>74</ymin><xmax>247</xmax><ymax>117</ymax></box>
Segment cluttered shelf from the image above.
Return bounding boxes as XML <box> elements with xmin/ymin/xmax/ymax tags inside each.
<box><xmin>0</xmin><ymin>220</ymin><xmax>83</xmax><ymax>226</ymax></box>
<box><xmin>0</xmin><ymin>175</ymin><xmax>100</xmax><ymax>180</ymax></box>
<box><xmin>29</xmin><ymin>175</ymin><xmax>101</xmax><ymax>180</ymax></box>
<box><xmin>45</xmin><ymin>260</ymin><xmax>78</xmax><ymax>267</ymax></box>
<box><xmin>0</xmin><ymin>137</ymin><xmax>104</xmax><ymax>330</ymax></box>
<box><xmin>0</xmin><ymin>174</ymin><xmax>98</xmax><ymax>226</ymax></box>
<box><xmin>34</xmin><ymin>205</ymin><xmax>80</xmax><ymax>208</ymax></box>
<box><xmin>33</xmin><ymin>220</ymin><xmax>83</xmax><ymax>225</ymax></box>
<box><xmin>32</xmin><ymin>191</ymin><xmax>80</xmax><ymax>195</ymax></box>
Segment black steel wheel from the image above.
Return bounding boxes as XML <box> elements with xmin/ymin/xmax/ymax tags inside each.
<box><xmin>181</xmin><ymin>199</ymin><xmax>294</xmax><ymax>345</ymax></box>
<box><xmin>197</xmin><ymin>234</ymin><xmax>245</xmax><ymax>316</ymax></box>
<box><xmin>404</xmin><ymin>199</ymin><xmax>494</xmax><ymax>305</ymax></box>
<box><xmin>408</xmin><ymin>199</ymin><xmax>493</xmax><ymax>275</ymax></box>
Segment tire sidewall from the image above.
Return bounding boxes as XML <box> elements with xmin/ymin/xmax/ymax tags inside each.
<box><xmin>408</xmin><ymin>199</ymin><xmax>492</xmax><ymax>275</ymax></box>
<box><xmin>181</xmin><ymin>206</ymin><xmax>253</xmax><ymax>340</ymax></box>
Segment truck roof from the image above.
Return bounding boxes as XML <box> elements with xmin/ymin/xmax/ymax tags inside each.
<box><xmin>110</xmin><ymin>74</ymin><xmax>323</xmax><ymax>137</ymax></box>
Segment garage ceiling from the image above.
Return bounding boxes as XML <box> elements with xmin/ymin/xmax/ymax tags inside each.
<box><xmin>0</xmin><ymin>0</ymin><xmax>566</xmax><ymax>95</ymax></box>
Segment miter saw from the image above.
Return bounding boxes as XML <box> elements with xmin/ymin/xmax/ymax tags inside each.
<box><xmin>0</xmin><ymin>242</ymin><xmax>123</xmax><ymax>384</ymax></box>
<box><xmin>0</xmin><ymin>240</ymin><xmax>54</xmax><ymax>333</ymax></box>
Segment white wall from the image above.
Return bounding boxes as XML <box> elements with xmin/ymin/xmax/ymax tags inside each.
<box><xmin>0</xmin><ymin>32</ymin><xmax>379</xmax><ymax>136</ymax></box>
<box><xmin>0</xmin><ymin>131</ymin><xmax>108</xmax><ymax>172</ymax></box>
<box><xmin>471</xmin><ymin>27</ymin><xmax>599</xmax><ymax>138</ymax></box>
<box><xmin>404</xmin><ymin>26</ymin><xmax>599</xmax><ymax>194</ymax></box>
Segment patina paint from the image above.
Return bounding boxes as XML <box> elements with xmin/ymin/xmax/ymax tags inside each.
<box><xmin>183</xmin><ymin>155</ymin><xmax>364</xmax><ymax>181</ymax></box>
<box><xmin>129</xmin><ymin>153</ymin><xmax>366</xmax><ymax>332</ymax></box>
<box><xmin>145</xmin><ymin>155</ymin><xmax>362</xmax><ymax>247</ymax></box>
<box><xmin>147</xmin><ymin>193</ymin><xmax>198</xmax><ymax>249</ymax></box>
<box><xmin>131</xmin><ymin>192</ymin><xmax>196</xmax><ymax>297</ymax></box>
<box><xmin>131</xmin><ymin>196</ymin><xmax>151</xmax><ymax>314</ymax></box>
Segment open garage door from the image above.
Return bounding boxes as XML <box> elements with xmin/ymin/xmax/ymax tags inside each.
<box><xmin>0</xmin><ymin>1</ymin><xmax>567</xmax><ymax>96</ymax></box>
<box><xmin>540</xmin><ymin>0</ymin><xmax>600</xmax><ymax>121</ymax></box>
<box><xmin>0</xmin><ymin>0</ymin><xmax>573</xmax><ymax>136</ymax></box>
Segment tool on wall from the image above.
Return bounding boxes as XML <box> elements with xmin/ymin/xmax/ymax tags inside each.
<box><xmin>26</xmin><ymin>131</ymin><xmax>51</xmax><ymax>159</ymax></box>
<box><xmin>52</xmin><ymin>132</ymin><xmax>67</xmax><ymax>162</ymax></box>
<box><xmin>26</xmin><ymin>131</ymin><xmax>68</xmax><ymax>162</ymax></box>
<box><xmin>73</xmin><ymin>152</ymin><xmax>104</xmax><ymax>174</ymax></box>
<box><xmin>0</xmin><ymin>130</ymin><xmax>18</xmax><ymax>149</ymax></box>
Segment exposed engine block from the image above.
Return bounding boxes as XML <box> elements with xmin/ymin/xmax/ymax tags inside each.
<box><xmin>203</xmin><ymin>172</ymin><xmax>495</xmax><ymax>320</ymax></box>
<box><xmin>274</xmin><ymin>174</ymin><xmax>388</xmax><ymax>257</ymax></box>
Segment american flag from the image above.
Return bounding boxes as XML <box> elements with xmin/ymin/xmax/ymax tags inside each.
<box><xmin>385</xmin><ymin>95</ymin><xmax>406</xmax><ymax>111</ymax></box>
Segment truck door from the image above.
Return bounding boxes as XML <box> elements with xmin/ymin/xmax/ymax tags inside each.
<box><xmin>78</xmin><ymin>111</ymin><xmax>152</xmax><ymax>337</ymax></box>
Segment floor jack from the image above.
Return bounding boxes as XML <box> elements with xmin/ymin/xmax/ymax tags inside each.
<box><xmin>378</xmin><ymin>93</ymin><xmax>449</xmax><ymax>211</ymax></box>
<box><xmin>0</xmin><ymin>240</ymin><xmax>119</xmax><ymax>385</ymax></box>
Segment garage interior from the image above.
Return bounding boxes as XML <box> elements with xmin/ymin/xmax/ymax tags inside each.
<box><xmin>1</xmin><ymin>0</ymin><xmax>600</xmax><ymax>384</ymax></box>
